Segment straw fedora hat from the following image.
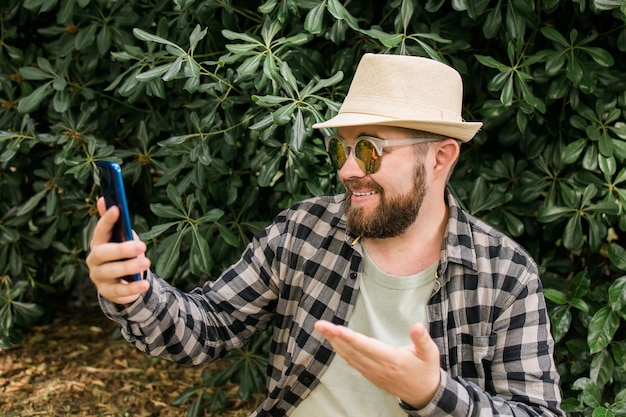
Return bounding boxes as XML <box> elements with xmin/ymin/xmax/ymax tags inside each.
<box><xmin>313</xmin><ymin>53</ymin><xmax>482</xmax><ymax>142</ymax></box>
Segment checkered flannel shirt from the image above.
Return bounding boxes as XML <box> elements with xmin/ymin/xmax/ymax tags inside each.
<box><xmin>101</xmin><ymin>191</ymin><xmax>564</xmax><ymax>416</ymax></box>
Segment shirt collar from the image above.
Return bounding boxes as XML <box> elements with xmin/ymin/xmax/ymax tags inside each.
<box><xmin>442</xmin><ymin>190</ymin><xmax>478</xmax><ymax>272</ymax></box>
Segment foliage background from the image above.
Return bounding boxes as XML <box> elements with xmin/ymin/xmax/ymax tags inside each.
<box><xmin>1</xmin><ymin>0</ymin><xmax>626</xmax><ymax>415</ymax></box>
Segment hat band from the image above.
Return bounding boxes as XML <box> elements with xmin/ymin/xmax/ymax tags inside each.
<box><xmin>339</xmin><ymin>95</ymin><xmax>463</xmax><ymax>123</ymax></box>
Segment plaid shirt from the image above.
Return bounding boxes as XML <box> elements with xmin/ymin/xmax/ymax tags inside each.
<box><xmin>101</xmin><ymin>191</ymin><xmax>564</xmax><ymax>416</ymax></box>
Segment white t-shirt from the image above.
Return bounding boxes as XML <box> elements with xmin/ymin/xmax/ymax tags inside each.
<box><xmin>291</xmin><ymin>247</ymin><xmax>438</xmax><ymax>417</ymax></box>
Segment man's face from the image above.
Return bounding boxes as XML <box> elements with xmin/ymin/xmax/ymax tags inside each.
<box><xmin>335</xmin><ymin>126</ymin><xmax>430</xmax><ymax>239</ymax></box>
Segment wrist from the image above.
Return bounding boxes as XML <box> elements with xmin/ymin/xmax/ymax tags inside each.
<box><xmin>400</xmin><ymin>367</ymin><xmax>441</xmax><ymax>409</ymax></box>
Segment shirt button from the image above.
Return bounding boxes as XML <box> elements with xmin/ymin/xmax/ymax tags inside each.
<box><xmin>350</xmin><ymin>272</ymin><xmax>357</xmax><ymax>279</ymax></box>
<box><xmin>302</xmin><ymin>376</ymin><xmax>312</xmax><ymax>384</ymax></box>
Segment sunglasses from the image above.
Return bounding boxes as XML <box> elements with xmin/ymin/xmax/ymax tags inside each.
<box><xmin>324</xmin><ymin>135</ymin><xmax>439</xmax><ymax>174</ymax></box>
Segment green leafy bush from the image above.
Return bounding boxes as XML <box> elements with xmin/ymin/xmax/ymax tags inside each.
<box><xmin>1</xmin><ymin>0</ymin><xmax>625</xmax><ymax>415</ymax></box>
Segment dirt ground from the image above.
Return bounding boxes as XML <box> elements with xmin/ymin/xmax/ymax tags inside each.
<box><xmin>0</xmin><ymin>304</ymin><xmax>262</xmax><ymax>417</ymax></box>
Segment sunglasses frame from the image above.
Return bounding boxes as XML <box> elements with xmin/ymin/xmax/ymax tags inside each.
<box><xmin>324</xmin><ymin>134</ymin><xmax>440</xmax><ymax>174</ymax></box>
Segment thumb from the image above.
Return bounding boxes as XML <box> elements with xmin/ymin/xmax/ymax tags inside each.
<box><xmin>410</xmin><ymin>322</ymin><xmax>439</xmax><ymax>362</ymax></box>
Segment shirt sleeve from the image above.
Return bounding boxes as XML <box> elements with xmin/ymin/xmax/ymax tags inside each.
<box><xmin>98</xmin><ymin>221</ymin><xmax>282</xmax><ymax>366</ymax></box>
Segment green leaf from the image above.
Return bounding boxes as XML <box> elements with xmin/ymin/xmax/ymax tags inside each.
<box><xmin>19</xmin><ymin>66</ymin><xmax>53</xmax><ymax>80</ymax></box>
<box><xmin>150</xmin><ymin>203</ymin><xmax>185</xmax><ymax>219</ymax></box>
<box><xmin>188</xmin><ymin>25</ymin><xmax>207</xmax><ymax>54</ymax></box>
<box><xmin>537</xmin><ymin>205</ymin><xmax>573</xmax><ymax>223</ymax></box>
<box><xmin>155</xmin><ymin>231</ymin><xmax>184</xmax><ymax>278</ymax></box>
<box><xmin>483</xmin><ymin>6</ymin><xmax>502</xmax><ymax>39</ymax></box>
<box><xmin>608</xmin><ymin>244</ymin><xmax>626</xmax><ymax>271</ymax></box>
<box><xmin>542</xmin><ymin>27</ymin><xmax>569</xmax><ymax>47</ymax></box>
<box><xmin>400</xmin><ymin>0</ymin><xmax>415</xmax><ymax>29</ymax></box>
<box><xmin>136</xmin><ymin>64</ymin><xmax>171</xmax><ymax>81</ymax></box>
<box><xmin>225</xmin><ymin>44</ymin><xmax>258</xmax><ymax>54</ymax></box>
<box><xmin>505</xmin><ymin>3</ymin><xmax>525</xmax><ymax>39</ymax></box>
<box><xmin>290</xmin><ymin>109</ymin><xmax>306</xmax><ymax>151</ymax></box>
<box><xmin>166</xmin><ymin>183</ymin><xmax>185</xmax><ymax>213</ymax></box>
<box><xmin>562</xmin><ymin>213</ymin><xmax>584</xmax><ymax>251</ymax></box>
<box><xmin>327</xmin><ymin>0</ymin><xmax>359</xmax><ymax>29</ymax></box>
<box><xmin>52</xmin><ymin>90</ymin><xmax>70</xmax><ymax>113</ymax></box>
<box><xmin>12</xmin><ymin>301</ymin><xmax>44</xmax><ymax>326</ymax></box>
<box><xmin>591</xmin><ymin>407</ymin><xmax>613</xmax><ymax>417</ymax></box>
<box><xmin>134</xmin><ymin>28</ymin><xmax>182</xmax><ymax>49</ymax></box>
<box><xmin>500</xmin><ymin>76</ymin><xmax>514</xmax><ymax>106</ymax></box>
<box><xmin>56</xmin><ymin>0</ymin><xmax>74</xmax><ymax>24</ymax></box>
<box><xmin>544</xmin><ymin>288</ymin><xmax>568</xmax><ymax>305</ymax></box>
<box><xmin>162</xmin><ymin>55</ymin><xmax>184</xmax><ymax>81</ymax></box>
<box><xmin>140</xmin><ymin>222</ymin><xmax>180</xmax><ymax>240</ymax></box>
<box><xmin>550</xmin><ymin>305</ymin><xmax>571</xmax><ymax>343</ymax></box>
<box><xmin>590</xmin><ymin>349</ymin><xmax>614</xmax><ymax>387</ymax></box>
<box><xmin>197</xmin><ymin>209</ymin><xmax>225</xmax><ymax>223</ymax></box>
<box><xmin>379</xmin><ymin>33</ymin><xmax>404</xmax><ymax>48</ymax></box>
<box><xmin>75</xmin><ymin>23</ymin><xmax>98</xmax><ymax>51</ymax></box>
<box><xmin>17</xmin><ymin>82</ymin><xmax>53</xmax><ymax>113</ymax></box>
<box><xmin>593</xmin><ymin>0</ymin><xmax>626</xmax><ymax>10</ymax></box>
<box><xmin>237</xmin><ymin>54</ymin><xmax>263</xmax><ymax>79</ymax></box>
<box><xmin>475</xmin><ymin>54</ymin><xmax>509</xmax><ymax>71</ymax></box>
<box><xmin>580</xmin><ymin>46</ymin><xmax>614</xmax><ymax>67</ymax></box>
<box><xmin>190</xmin><ymin>229</ymin><xmax>212</xmax><ymax>275</ymax></box>
<box><xmin>588</xmin><ymin>306</ymin><xmax>620</xmax><ymax>354</ymax></box>
<box><xmin>608</xmin><ymin>276</ymin><xmax>626</xmax><ymax>311</ymax></box>
<box><xmin>572</xmin><ymin>378</ymin><xmax>602</xmax><ymax>408</ymax></box>
<box><xmin>257</xmin><ymin>152</ymin><xmax>282</xmax><ymax>187</ymax></box>
<box><xmin>279</xmin><ymin>62</ymin><xmax>298</xmax><ymax>96</ymax></box>
<box><xmin>570</xmin><ymin>270</ymin><xmax>591</xmax><ymax>299</ymax></box>
<box><xmin>97</xmin><ymin>27</ymin><xmax>111</xmax><ymax>55</ymax></box>
<box><xmin>221</xmin><ymin>29</ymin><xmax>261</xmax><ymax>45</ymax></box>
<box><xmin>569</xmin><ymin>298</ymin><xmax>589</xmax><ymax>312</ymax></box>
<box><xmin>272</xmin><ymin>102</ymin><xmax>297</xmax><ymax>125</ymax></box>
<box><xmin>563</xmin><ymin>138</ymin><xmax>587</xmax><ymax>164</ymax></box>
<box><xmin>16</xmin><ymin>189</ymin><xmax>48</xmax><ymax>217</ymax></box>
<box><xmin>304</xmin><ymin>3</ymin><xmax>326</xmax><ymax>34</ymax></box>
<box><xmin>216</xmin><ymin>223</ymin><xmax>240</xmax><ymax>247</ymax></box>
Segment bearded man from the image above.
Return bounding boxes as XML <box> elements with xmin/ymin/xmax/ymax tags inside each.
<box><xmin>87</xmin><ymin>54</ymin><xmax>564</xmax><ymax>417</ymax></box>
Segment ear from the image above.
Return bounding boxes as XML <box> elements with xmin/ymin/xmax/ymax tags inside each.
<box><xmin>431</xmin><ymin>139</ymin><xmax>460</xmax><ymax>180</ymax></box>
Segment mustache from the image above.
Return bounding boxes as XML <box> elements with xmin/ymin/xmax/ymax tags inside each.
<box><xmin>342</xmin><ymin>178</ymin><xmax>383</xmax><ymax>194</ymax></box>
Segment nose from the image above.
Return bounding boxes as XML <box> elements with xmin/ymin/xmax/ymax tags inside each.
<box><xmin>338</xmin><ymin>148</ymin><xmax>366</xmax><ymax>179</ymax></box>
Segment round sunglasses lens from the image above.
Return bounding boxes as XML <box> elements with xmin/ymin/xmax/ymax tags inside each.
<box><xmin>354</xmin><ymin>139</ymin><xmax>380</xmax><ymax>173</ymax></box>
<box><xmin>328</xmin><ymin>137</ymin><xmax>347</xmax><ymax>169</ymax></box>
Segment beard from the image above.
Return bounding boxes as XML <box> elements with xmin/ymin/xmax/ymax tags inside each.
<box><xmin>344</xmin><ymin>162</ymin><xmax>427</xmax><ymax>239</ymax></box>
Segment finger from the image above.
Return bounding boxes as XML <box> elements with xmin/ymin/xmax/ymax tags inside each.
<box><xmin>90</xmin><ymin>204</ymin><xmax>120</xmax><ymax>249</ymax></box>
<box><xmin>97</xmin><ymin>196</ymin><xmax>107</xmax><ymax>216</ymax></box>
<box><xmin>87</xmin><ymin>238</ymin><xmax>147</xmax><ymax>268</ymax></box>
<box><xmin>409</xmin><ymin>322</ymin><xmax>440</xmax><ymax>362</ymax></box>
<box><xmin>314</xmin><ymin>320</ymin><xmax>361</xmax><ymax>345</ymax></box>
<box><xmin>315</xmin><ymin>320</ymin><xmax>384</xmax><ymax>360</ymax></box>
<box><xmin>90</xmin><ymin>247</ymin><xmax>150</xmax><ymax>278</ymax></box>
<box><xmin>99</xmin><ymin>277</ymin><xmax>151</xmax><ymax>305</ymax></box>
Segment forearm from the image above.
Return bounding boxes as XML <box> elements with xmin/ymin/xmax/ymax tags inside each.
<box><xmin>99</xmin><ymin>271</ymin><xmax>259</xmax><ymax>365</ymax></box>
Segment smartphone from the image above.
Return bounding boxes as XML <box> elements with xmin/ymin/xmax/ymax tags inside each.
<box><xmin>96</xmin><ymin>160</ymin><xmax>143</xmax><ymax>282</ymax></box>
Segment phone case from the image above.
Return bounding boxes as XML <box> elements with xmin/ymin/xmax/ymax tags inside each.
<box><xmin>96</xmin><ymin>161</ymin><xmax>142</xmax><ymax>282</ymax></box>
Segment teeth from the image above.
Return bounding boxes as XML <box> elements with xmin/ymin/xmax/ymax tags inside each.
<box><xmin>353</xmin><ymin>191</ymin><xmax>376</xmax><ymax>196</ymax></box>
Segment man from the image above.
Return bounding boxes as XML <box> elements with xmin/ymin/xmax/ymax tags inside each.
<box><xmin>87</xmin><ymin>54</ymin><xmax>564</xmax><ymax>416</ymax></box>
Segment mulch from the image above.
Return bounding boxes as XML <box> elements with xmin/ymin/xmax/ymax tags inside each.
<box><xmin>0</xmin><ymin>304</ymin><xmax>262</xmax><ymax>417</ymax></box>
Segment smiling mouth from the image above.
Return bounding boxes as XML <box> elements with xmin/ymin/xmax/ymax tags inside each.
<box><xmin>352</xmin><ymin>191</ymin><xmax>377</xmax><ymax>196</ymax></box>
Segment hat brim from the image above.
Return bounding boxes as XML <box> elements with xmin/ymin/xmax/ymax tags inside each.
<box><xmin>312</xmin><ymin>113</ymin><xmax>482</xmax><ymax>142</ymax></box>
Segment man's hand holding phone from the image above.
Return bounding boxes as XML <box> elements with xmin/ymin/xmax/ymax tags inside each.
<box><xmin>87</xmin><ymin>161</ymin><xmax>151</xmax><ymax>305</ymax></box>
<box><xmin>87</xmin><ymin>197</ymin><xmax>151</xmax><ymax>305</ymax></box>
